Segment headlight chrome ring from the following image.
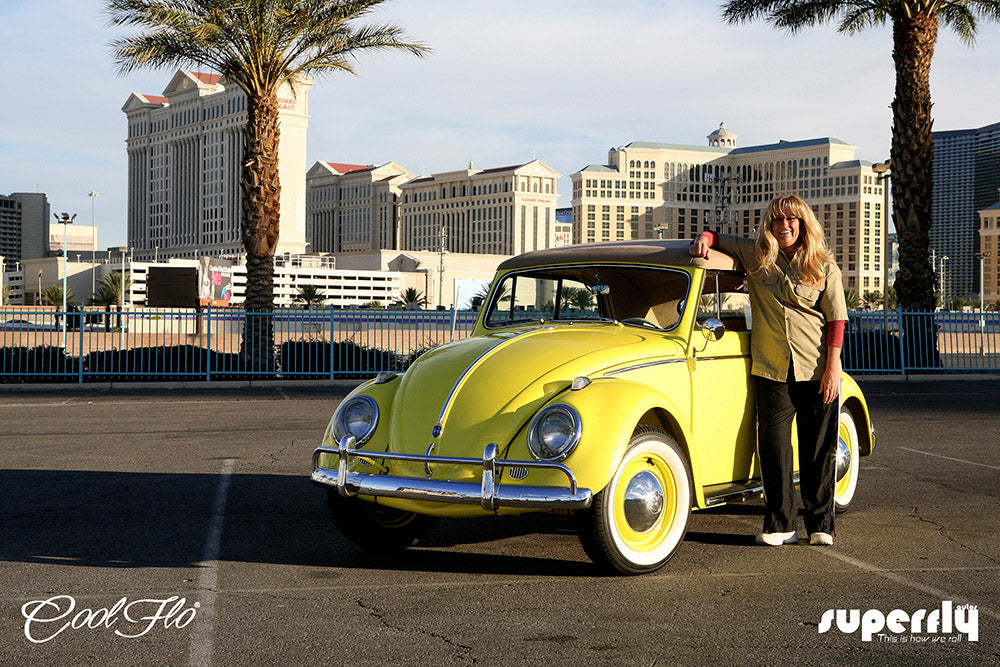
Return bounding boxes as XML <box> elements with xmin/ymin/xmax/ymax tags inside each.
<box><xmin>527</xmin><ymin>404</ymin><xmax>582</xmax><ymax>462</ymax></box>
<box><xmin>333</xmin><ymin>395</ymin><xmax>379</xmax><ymax>445</ymax></box>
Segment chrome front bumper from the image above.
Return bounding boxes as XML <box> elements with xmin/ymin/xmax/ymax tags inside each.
<box><xmin>311</xmin><ymin>437</ymin><xmax>593</xmax><ymax>512</ymax></box>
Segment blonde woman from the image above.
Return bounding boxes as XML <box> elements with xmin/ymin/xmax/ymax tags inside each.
<box><xmin>689</xmin><ymin>195</ymin><xmax>848</xmax><ymax>547</ymax></box>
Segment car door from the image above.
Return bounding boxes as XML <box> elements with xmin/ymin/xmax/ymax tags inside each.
<box><xmin>689</xmin><ymin>271</ymin><xmax>757</xmax><ymax>487</ymax></box>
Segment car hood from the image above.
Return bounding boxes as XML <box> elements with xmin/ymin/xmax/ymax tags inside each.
<box><xmin>387</xmin><ymin>324</ymin><xmax>684</xmax><ymax>468</ymax></box>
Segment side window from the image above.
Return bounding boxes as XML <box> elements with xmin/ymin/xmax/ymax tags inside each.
<box><xmin>485</xmin><ymin>274</ymin><xmax>600</xmax><ymax>326</ymax></box>
<box><xmin>698</xmin><ymin>272</ymin><xmax>751</xmax><ymax>331</ymax></box>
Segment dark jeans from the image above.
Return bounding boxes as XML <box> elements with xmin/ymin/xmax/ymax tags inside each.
<box><xmin>754</xmin><ymin>374</ymin><xmax>839</xmax><ymax>535</ymax></box>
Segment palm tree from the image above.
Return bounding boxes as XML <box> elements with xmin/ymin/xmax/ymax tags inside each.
<box><xmin>106</xmin><ymin>0</ymin><xmax>429</xmax><ymax>369</ymax></box>
<box><xmin>41</xmin><ymin>284</ymin><xmax>76</xmax><ymax>330</ymax></box>
<box><xmin>886</xmin><ymin>286</ymin><xmax>899</xmax><ymax>309</ymax></box>
<box><xmin>397</xmin><ymin>287</ymin><xmax>427</xmax><ymax>310</ymax></box>
<box><xmin>90</xmin><ymin>271</ymin><xmax>133</xmax><ymax>330</ymax></box>
<box><xmin>292</xmin><ymin>284</ymin><xmax>326</xmax><ymax>309</ymax></box>
<box><xmin>41</xmin><ymin>284</ymin><xmax>75</xmax><ymax>308</ymax></box>
<box><xmin>844</xmin><ymin>288</ymin><xmax>861</xmax><ymax>311</ymax></box>
<box><xmin>720</xmin><ymin>1</ymin><xmax>1000</xmax><ymax>313</ymax></box>
<box><xmin>863</xmin><ymin>290</ymin><xmax>882</xmax><ymax>310</ymax></box>
<box><xmin>565</xmin><ymin>287</ymin><xmax>596</xmax><ymax>311</ymax></box>
<box><xmin>1</xmin><ymin>284</ymin><xmax>10</xmax><ymax>306</ymax></box>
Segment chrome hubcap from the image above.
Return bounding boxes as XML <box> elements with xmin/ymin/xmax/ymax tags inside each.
<box><xmin>835</xmin><ymin>436</ymin><xmax>851</xmax><ymax>483</ymax></box>
<box><xmin>623</xmin><ymin>470</ymin><xmax>664</xmax><ymax>532</ymax></box>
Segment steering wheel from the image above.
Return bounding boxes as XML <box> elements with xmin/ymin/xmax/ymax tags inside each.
<box><xmin>620</xmin><ymin>317</ymin><xmax>661</xmax><ymax>330</ymax></box>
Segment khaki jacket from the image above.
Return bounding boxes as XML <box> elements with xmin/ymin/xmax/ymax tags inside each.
<box><xmin>716</xmin><ymin>234</ymin><xmax>848</xmax><ymax>382</ymax></box>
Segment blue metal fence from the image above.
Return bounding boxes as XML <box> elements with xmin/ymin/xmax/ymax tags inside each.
<box><xmin>0</xmin><ymin>307</ymin><xmax>997</xmax><ymax>382</ymax></box>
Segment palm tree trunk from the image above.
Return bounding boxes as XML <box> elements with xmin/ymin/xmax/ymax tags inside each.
<box><xmin>890</xmin><ymin>11</ymin><xmax>936</xmax><ymax>313</ymax></box>
<box><xmin>240</xmin><ymin>93</ymin><xmax>281</xmax><ymax>373</ymax></box>
<box><xmin>890</xmin><ymin>11</ymin><xmax>941</xmax><ymax>369</ymax></box>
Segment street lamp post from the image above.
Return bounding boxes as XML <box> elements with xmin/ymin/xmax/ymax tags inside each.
<box><xmin>54</xmin><ymin>212</ymin><xmax>77</xmax><ymax>348</ymax></box>
<box><xmin>977</xmin><ymin>251</ymin><xmax>991</xmax><ymax>355</ymax></box>
<box><xmin>89</xmin><ymin>191</ymin><xmax>99</xmax><ymax>301</ymax></box>
<box><xmin>940</xmin><ymin>255</ymin><xmax>949</xmax><ymax>310</ymax></box>
<box><xmin>872</xmin><ymin>160</ymin><xmax>892</xmax><ymax>311</ymax></box>
<box><xmin>118</xmin><ymin>246</ymin><xmax>128</xmax><ymax>349</ymax></box>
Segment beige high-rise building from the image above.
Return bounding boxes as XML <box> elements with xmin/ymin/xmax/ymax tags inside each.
<box><xmin>399</xmin><ymin>160</ymin><xmax>561</xmax><ymax>256</ymax></box>
<box><xmin>306</xmin><ymin>161</ymin><xmax>413</xmax><ymax>253</ymax></box>
<box><xmin>571</xmin><ymin>124</ymin><xmax>888</xmax><ymax>294</ymax></box>
<box><xmin>122</xmin><ymin>69</ymin><xmax>311</xmax><ymax>261</ymax></box>
<box><xmin>978</xmin><ymin>199</ymin><xmax>1000</xmax><ymax>306</ymax></box>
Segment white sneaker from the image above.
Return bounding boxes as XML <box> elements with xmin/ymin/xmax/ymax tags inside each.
<box><xmin>755</xmin><ymin>531</ymin><xmax>798</xmax><ymax>546</ymax></box>
<box><xmin>809</xmin><ymin>532</ymin><xmax>834</xmax><ymax>546</ymax></box>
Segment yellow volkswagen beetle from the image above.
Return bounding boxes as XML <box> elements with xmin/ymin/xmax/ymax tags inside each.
<box><xmin>311</xmin><ymin>240</ymin><xmax>875</xmax><ymax>574</ymax></box>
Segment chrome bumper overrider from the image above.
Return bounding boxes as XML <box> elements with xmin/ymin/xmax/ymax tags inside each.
<box><xmin>311</xmin><ymin>437</ymin><xmax>593</xmax><ymax>512</ymax></box>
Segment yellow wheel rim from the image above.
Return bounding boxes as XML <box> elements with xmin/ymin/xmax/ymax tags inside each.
<box><xmin>612</xmin><ymin>453</ymin><xmax>678</xmax><ymax>553</ymax></box>
<box><xmin>835</xmin><ymin>419</ymin><xmax>853</xmax><ymax>498</ymax></box>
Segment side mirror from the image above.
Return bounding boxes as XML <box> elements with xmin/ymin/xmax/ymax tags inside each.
<box><xmin>699</xmin><ymin>317</ymin><xmax>726</xmax><ymax>341</ymax></box>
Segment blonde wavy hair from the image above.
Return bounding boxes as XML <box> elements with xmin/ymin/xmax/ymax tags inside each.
<box><xmin>752</xmin><ymin>195</ymin><xmax>833</xmax><ymax>286</ymax></box>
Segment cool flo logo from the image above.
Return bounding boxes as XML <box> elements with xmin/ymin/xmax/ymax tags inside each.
<box><xmin>819</xmin><ymin>601</ymin><xmax>979</xmax><ymax>643</ymax></box>
<box><xmin>21</xmin><ymin>595</ymin><xmax>199</xmax><ymax>643</ymax></box>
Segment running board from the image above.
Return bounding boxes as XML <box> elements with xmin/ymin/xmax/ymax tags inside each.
<box><xmin>703</xmin><ymin>473</ymin><xmax>800</xmax><ymax>507</ymax></box>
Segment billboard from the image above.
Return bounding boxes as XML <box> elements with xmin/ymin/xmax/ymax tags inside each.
<box><xmin>198</xmin><ymin>257</ymin><xmax>234</xmax><ymax>306</ymax></box>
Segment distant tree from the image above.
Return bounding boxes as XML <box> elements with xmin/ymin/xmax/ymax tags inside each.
<box><xmin>987</xmin><ymin>301</ymin><xmax>1000</xmax><ymax>312</ymax></box>
<box><xmin>565</xmin><ymin>287</ymin><xmax>595</xmax><ymax>311</ymax></box>
<box><xmin>844</xmin><ymin>289</ymin><xmax>861</xmax><ymax>311</ymax></box>
<box><xmin>863</xmin><ymin>290</ymin><xmax>882</xmax><ymax>310</ymax></box>
<box><xmin>948</xmin><ymin>296</ymin><xmax>970</xmax><ymax>311</ymax></box>
<box><xmin>292</xmin><ymin>284</ymin><xmax>326</xmax><ymax>309</ymax></box>
<box><xmin>358</xmin><ymin>300</ymin><xmax>383</xmax><ymax>309</ymax></box>
<box><xmin>397</xmin><ymin>287</ymin><xmax>427</xmax><ymax>310</ymax></box>
<box><xmin>89</xmin><ymin>271</ymin><xmax>133</xmax><ymax>329</ymax></box>
<box><xmin>1</xmin><ymin>284</ymin><xmax>10</xmax><ymax>306</ymax></box>
<box><xmin>470</xmin><ymin>282</ymin><xmax>509</xmax><ymax>311</ymax></box>
<box><xmin>41</xmin><ymin>284</ymin><xmax>75</xmax><ymax>308</ymax></box>
<box><xmin>886</xmin><ymin>286</ymin><xmax>899</xmax><ymax>310</ymax></box>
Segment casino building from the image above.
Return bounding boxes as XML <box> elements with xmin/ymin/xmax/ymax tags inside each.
<box><xmin>122</xmin><ymin>69</ymin><xmax>311</xmax><ymax>262</ymax></box>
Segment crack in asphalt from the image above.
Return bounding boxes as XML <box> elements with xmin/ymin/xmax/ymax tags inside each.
<box><xmin>356</xmin><ymin>597</ymin><xmax>476</xmax><ymax>662</ymax></box>
<box><xmin>910</xmin><ymin>507</ymin><xmax>1000</xmax><ymax>565</ymax></box>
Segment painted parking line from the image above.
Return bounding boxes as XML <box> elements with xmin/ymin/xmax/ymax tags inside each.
<box><xmin>733</xmin><ymin>517</ymin><xmax>998</xmax><ymax>621</ymax></box>
<box><xmin>188</xmin><ymin>458</ymin><xmax>236</xmax><ymax>667</ymax></box>
<box><xmin>898</xmin><ymin>446</ymin><xmax>1000</xmax><ymax>471</ymax></box>
<box><xmin>813</xmin><ymin>548</ymin><xmax>1000</xmax><ymax>621</ymax></box>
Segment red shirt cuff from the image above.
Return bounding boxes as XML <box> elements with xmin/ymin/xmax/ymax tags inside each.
<box><xmin>699</xmin><ymin>230</ymin><xmax>718</xmax><ymax>247</ymax></box>
<box><xmin>825</xmin><ymin>320</ymin><xmax>846</xmax><ymax>348</ymax></box>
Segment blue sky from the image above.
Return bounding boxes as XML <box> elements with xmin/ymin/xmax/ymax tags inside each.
<box><xmin>3</xmin><ymin>0</ymin><xmax>1000</xmax><ymax>248</ymax></box>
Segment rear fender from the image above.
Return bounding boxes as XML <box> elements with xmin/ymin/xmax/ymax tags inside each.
<box><xmin>841</xmin><ymin>373</ymin><xmax>875</xmax><ymax>456</ymax></box>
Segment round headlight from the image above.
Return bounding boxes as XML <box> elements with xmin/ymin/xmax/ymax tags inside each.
<box><xmin>333</xmin><ymin>395</ymin><xmax>378</xmax><ymax>444</ymax></box>
<box><xmin>528</xmin><ymin>404</ymin><xmax>582</xmax><ymax>461</ymax></box>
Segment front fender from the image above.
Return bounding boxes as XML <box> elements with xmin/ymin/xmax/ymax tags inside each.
<box><xmin>503</xmin><ymin>376</ymin><xmax>704</xmax><ymax>504</ymax></box>
<box><xmin>317</xmin><ymin>376</ymin><xmax>401</xmax><ymax>469</ymax></box>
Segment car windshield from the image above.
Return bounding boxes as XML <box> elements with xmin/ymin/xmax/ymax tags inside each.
<box><xmin>484</xmin><ymin>264</ymin><xmax>691</xmax><ymax>330</ymax></box>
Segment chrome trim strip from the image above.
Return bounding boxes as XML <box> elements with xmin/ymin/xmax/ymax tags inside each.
<box><xmin>604</xmin><ymin>358</ymin><xmax>686</xmax><ymax>376</ymax></box>
<box><xmin>694</xmin><ymin>354</ymin><xmax>751</xmax><ymax>361</ymax></box>
<box><xmin>435</xmin><ymin>326</ymin><xmax>554</xmax><ymax>436</ymax></box>
<box><xmin>311</xmin><ymin>442</ymin><xmax>591</xmax><ymax>510</ymax></box>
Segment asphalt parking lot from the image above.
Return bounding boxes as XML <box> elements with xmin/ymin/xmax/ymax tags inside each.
<box><xmin>1</xmin><ymin>377</ymin><xmax>998</xmax><ymax>665</ymax></box>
